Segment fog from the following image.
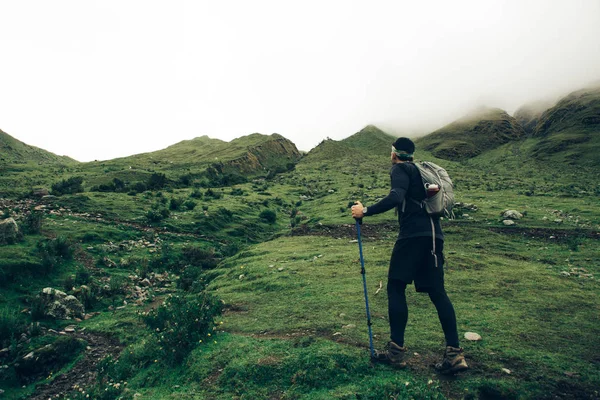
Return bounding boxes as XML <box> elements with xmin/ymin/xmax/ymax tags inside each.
<box><xmin>1</xmin><ymin>0</ymin><xmax>599</xmax><ymax>161</ymax></box>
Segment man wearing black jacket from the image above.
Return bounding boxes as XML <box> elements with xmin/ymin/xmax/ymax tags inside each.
<box><xmin>351</xmin><ymin>137</ymin><xmax>468</xmax><ymax>374</ymax></box>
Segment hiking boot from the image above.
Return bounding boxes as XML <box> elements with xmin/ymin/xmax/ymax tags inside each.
<box><xmin>435</xmin><ymin>346</ymin><xmax>468</xmax><ymax>374</ymax></box>
<box><xmin>371</xmin><ymin>341</ymin><xmax>407</xmax><ymax>368</ymax></box>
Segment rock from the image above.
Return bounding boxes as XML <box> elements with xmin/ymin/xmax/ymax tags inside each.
<box><xmin>554</xmin><ymin>219</ymin><xmax>563</xmax><ymax>224</ymax></box>
<box><xmin>560</xmin><ymin>271</ymin><xmax>571</xmax><ymax>277</ymax></box>
<box><xmin>140</xmin><ymin>278</ymin><xmax>152</xmax><ymax>287</ymax></box>
<box><xmin>464</xmin><ymin>332</ymin><xmax>482</xmax><ymax>341</ymax></box>
<box><xmin>40</xmin><ymin>288</ymin><xmax>85</xmax><ymax>319</ymax></box>
<box><xmin>502</xmin><ymin>220</ymin><xmax>515</xmax><ymax>226</ymax></box>
<box><xmin>64</xmin><ymin>326</ymin><xmax>76</xmax><ymax>333</ymax></box>
<box><xmin>23</xmin><ymin>351</ymin><xmax>34</xmax><ymax>360</ymax></box>
<box><xmin>32</xmin><ymin>188</ymin><xmax>50</xmax><ymax>197</ymax></box>
<box><xmin>277</xmin><ymin>267</ymin><xmax>284</xmax><ymax>272</ymax></box>
<box><xmin>238</xmin><ymin>274</ymin><xmax>245</xmax><ymax>280</ymax></box>
<box><xmin>502</xmin><ymin>368</ymin><xmax>511</xmax><ymax>374</ymax></box>
<box><xmin>502</xmin><ymin>210</ymin><xmax>523</xmax><ymax>220</ymax></box>
<box><xmin>333</xmin><ymin>332</ymin><xmax>342</xmax><ymax>336</ymax></box>
<box><xmin>0</xmin><ymin>218</ymin><xmax>21</xmax><ymax>244</ymax></box>
<box><xmin>342</xmin><ymin>324</ymin><xmax>356</xmax><ymax>329</ymax></box>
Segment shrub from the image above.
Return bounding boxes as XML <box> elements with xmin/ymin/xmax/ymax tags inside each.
<box><xmin>147</xmin><ymin>173</ymin><xmax>167</xmax><ymax>190</ymax></box>
<box><xmin>190</xmin><ymin>189</ymin><xmax>203</xmax><ymax>199</ymax></box>
<box><xmin>230</xmin><ymin>188</ymin><xmax>244</xmax><ymax>196</ymax></box>
<box><xmin>182</xmin><ymin>245</ymin><xmax>218</xmax><ymax>269</ymax></box>
<box><xmin>36</xmin><ymin>236</ymin><xmax>75</xmax><ymax>274</ymax></box>
<box><xmin>142</xmin><ymin>293</ymin><xmax>223</xmax><ymax>363</ymax></box>
<box><xmin>205</xmin><ymin>188</ymin><xmax>223</xmax><ymax>199</ymax></box>
<box><xmin>22</xmin><ymin>210</ymin><xmax>43</xmax><ymax>234</ymax></box>
<box><xmin>259</xmin><ymin>209</ymin><xmax>277</xmax><ymax>224</ymax></box>
<box><xmin>51</xmin><ymin>176</ymin><xmax>84</xmax><ymax>196</ymax></box>
<box><xmin>75</xmin><ymin>267</ymin><xmax>91</xmax><ymax>285</ymax></box>
<box><xmin>183</xmin><ymin>200</ymin><xmax>197</xmax><ymax>210</ymax></box>
<box><xmin>169</xmin><ymin>197</ymin><xmax>185</xmax><ymax>211</ymax></box>
<box><xmin>0</xmin><ymin>306</ymin><xmax>26</xmax><ymax>347</ymax></box>
<box><xmin>131</xmin><ymin>182</ymin><xmax>147</xmax><ymax>193</ymax></box>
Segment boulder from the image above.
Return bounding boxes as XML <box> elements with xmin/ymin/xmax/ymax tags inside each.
<box><xmin>502</xmin><ymin>210</ymin><xmax>523</xmax><ymax>220</ymax></box>
<box><xmin>0</xmin><ymin>218</ymin><xmax>21</xmax><ymax>244</ymax></box>
<box><xmin>503</xmin><ymin>220</ymin><xmax>516</xmax><ymax>226</ymax></box>
<box><xmin>40</xmin><ymin>288</ymin><xmax>85</xmax><ymax>319</ymax></box>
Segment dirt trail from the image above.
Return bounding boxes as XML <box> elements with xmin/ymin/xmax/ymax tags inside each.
<box><xmin>28</xmin><ymin>331</ymin><xmax>122</xmax><ymax>400</ymax></box>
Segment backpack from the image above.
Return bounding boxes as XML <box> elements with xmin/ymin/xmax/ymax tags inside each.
<box><xmin>401</xmin><ymin>161</ymin><xmax>455</xmax><ymax>268</ymax></box>
<box><xmin>410</xmin><ymin>161</ymin><xmax>455</xmax><ymax>218</ymax></box>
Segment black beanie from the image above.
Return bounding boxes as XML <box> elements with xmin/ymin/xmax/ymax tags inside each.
<box><xmin>393</xmin><ymin>137</ymin><xmax>415</xmax><ymax>154</ymax></box>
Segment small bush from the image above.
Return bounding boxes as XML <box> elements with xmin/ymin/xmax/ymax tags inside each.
<box><xmin>147</xmin><ymin>173</ymin><xmax>168</xmax><ymax>190</ymax></box>
<box><xmin>0</xmin><ymin>306</ymin><xmax>26</xmax><ymax>347</ymax></box>
<box><xmin>182</xmin><ymin>245</ymin><xmax>218</xmax><ymax>269</ymax></box>
<box><xmin>51</xmin><ymin>176</ymin><xmax>84</xmax><ymax>196</ymax></box>
<box><xmin>190</xmin><ymin>189</ymin><xmax>203</xmax><ymax>199</ymax></box>
<box><xmin>22</xmin><ymin>211</ymin><xmax>43</xmax><ymax>234</ymax></box>
<box><xmin>183</xmin><ymin>200</ymin><xmax>197</xmax><ymax>210</ymax></box>
<box><xmin>142</xmin><ymin>293</ymin><xmax>223</xmax><ymax>363</ymax></box>
<box><xmin>36</xmin><ymin>236</ymin><xmax>75</xmax><ymax>274</ymax></box>
<box><xmin>259</xmin><ymin>209</ymin><xmax>277</xmax><ymax>224</ymax></box>
<box><xmin>169</xmin><ymin>197</ymin><xmax>185</xmax><ymax>211</ymax></box>
<box><xmin>75</xmin><ymin>268</ymin><xmax>91</xmax><ymax>285</ymax></box>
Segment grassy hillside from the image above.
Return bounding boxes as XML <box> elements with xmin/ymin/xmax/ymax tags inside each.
<box><xmin>513</xmin><ymin>100</ymin><xmax>556</xmax><ymax>135</ymax></box>
<box><xmin>529</xmin><ymin>86</ymin><xmax>600</xmax><ymax>166</ymax></box>
<box><xmin>416</xmin><ymin>108</ymin><xmax>525</xmax><ymax>161</ymax></box>
<box><xmin>0</xmin><ymin>129</ymin><xmax>76</xmax><ymax>165</ymax></box>
<box><xmin>1</xmin><ymin>118</ymin><xmax>599</xmax><ymax>399</ymax></box>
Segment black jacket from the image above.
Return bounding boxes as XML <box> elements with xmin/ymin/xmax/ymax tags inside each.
<box><xmin>363</xmin><ymin>162</ymin><xmax>443</xmax><ymax>240</ymax></box>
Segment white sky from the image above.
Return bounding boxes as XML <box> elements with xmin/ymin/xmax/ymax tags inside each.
<box><xmin>1</xmin><ymin>0</ymin><xmax>599</xmax><ymax>162</ymax></box>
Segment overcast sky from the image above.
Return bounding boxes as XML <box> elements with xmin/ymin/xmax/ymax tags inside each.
<box><xmin>1</xmin><ymin>1</ymin><xmax>599</xmax><ymax>162</ymax></box>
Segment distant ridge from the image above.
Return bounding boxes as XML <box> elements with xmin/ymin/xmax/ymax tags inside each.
<box><xmin>529</xmin><ymin>86</ymin><xmax>600</xmax><ymax>165</ymax></box>
<box><xmin>514</xmin><ymin>99</ymin><xmax>556</xmax><ymax>135</ymax></box>
<box><xmin>340</xmin><ymin>125</ymin><xmax>397</xmax><ymax>156</ymax></box>
<box><xmin>416</xmin><ymin>107</ymin><xmax>525</xmax><ymax>161</ymax></box>
<box><xmin>87</xmin><ymin>132</ymin><xmax>302</xmax><ymax>180</ymax></box>
<box><xmin>0</xmin><ymin>129</ymin><xmax>76</xmax><ymax>164</ymax></box>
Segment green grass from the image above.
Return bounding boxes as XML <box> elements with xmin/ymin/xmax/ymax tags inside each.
<box><xmin>1</xmin><ymin>114</ymin><xmax>599</xmax><ymax>399</ymax></box>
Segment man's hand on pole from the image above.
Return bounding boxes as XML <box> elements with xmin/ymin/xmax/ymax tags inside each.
<box><xmin>351</xmin><ymin>201</ymin><xmax>365</xmax><ymax>219</ymax></box>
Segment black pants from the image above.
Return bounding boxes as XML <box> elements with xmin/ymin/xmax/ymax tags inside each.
<box><xmin>387</xmin><ymin>238</ymin><xmax>459</xmax><ymax>348</ymax></box>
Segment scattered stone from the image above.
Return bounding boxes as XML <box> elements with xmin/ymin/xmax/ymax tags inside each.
<box><xmin>278</xmin><ymin>267</ymin><xmax>284</xmax><ymax>272</ymax></box>
<box><xmin>269</xmin><ymin>265</ymin><xmax>275</xmax><ymax>268</ymax></box>
<box><xmin>349</xmin><ymin>240</ymin><xmax>358</xmax><ymax>243</ymax></box>
<box><xmin>560</xmin><ymin>271</ymin><xmax>571</xmax><ymax>277</ymax></box>
<box><xmin>564</xmin><ymin>371</ymin><xmax>579</xmax><ymax>378</ymax></box>
<box><xmin>333</xmin><ymin>332</ymin><xmax>342</xmax><ymax>336</ymax></box>
<box><xmin>238</xmin><ymin>274</ymin><xmax>245</xmax><ymax>280</ymax></box>
<box><xmin>23</xmin><ymin>351</ymin><xmax>35</xmax><ymax>360</ymax></box>
<box><xmin>64</xmin><ymin>326</ymin><xmax>76</xmax><ymax>333</ymax></box>
<box><xmin>502</xmin><ymin>220</ymin><xmax>515</xmax><ymax>226</ymax></box>
<box><xmin>464</xmin><ymin>332</ymin><xmax>482</xmax><ymax>341</ymax></box>
<box><xmin>140</xmin><ymin>278</ymin><xmax>152</xmax><ymax>287</ymax></box>
<box><xmin>502</xmin><ymin>368</ymin><xmax>511</xmax><ymax>374</ymax></box>
<box><xmin>502</xmin><ymin>210</ymin><xmax>523</xmax><ymax>220</ymax></box>
<box><xmin>339</xmin><ymin>313</ymin><xmax>346</xmax><ymax>317</ymax></box>
<box><xmin>342</xmin><ymin>324</ymin><xmax>356</xmax><ymax>329</ymax></box>
<box><xmin>554</xmin><ymin>219</ymin><xmax>563</xmax><ymax>224</ymax></box>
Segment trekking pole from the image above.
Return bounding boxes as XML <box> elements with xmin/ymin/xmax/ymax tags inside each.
<box><xmin>355</xmin><ymin>218</ymin><xmax>375</xmax><ymax>358</ymax></box>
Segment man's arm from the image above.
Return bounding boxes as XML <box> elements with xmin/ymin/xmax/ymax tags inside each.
<box><xmin>351</xmin><ymin>165</ymin><xmax>410</xmax><ymax>218</ymax></box>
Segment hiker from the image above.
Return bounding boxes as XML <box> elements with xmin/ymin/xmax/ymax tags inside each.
<box><xmin>350</xmin><ymin>137</ymin><xmax>468</xmax><ymax>374</ymax></box>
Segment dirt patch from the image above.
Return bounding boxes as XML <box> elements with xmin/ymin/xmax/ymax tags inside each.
<box><xmin>291</xmin><ymin>222</ymin><xmax>397</xmax><ymax>240</ymax></box>
<box><xmin>28</xmin><ymin>331</ymin><xmax>123</xmax><ymax>400</ymax></box>
<box><xmin>489</xmin><ymin>227</ymin><xmax>600</xmax><ymax>242</ymax></box>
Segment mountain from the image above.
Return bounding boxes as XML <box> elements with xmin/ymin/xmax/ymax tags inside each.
<box><xmin>513</xmin><ymin>99</ymin><xmax>556</xmax><ymax>135</ymax></box>
<box><xmin>416</xmin><ymin>107</ymin><xmax>525</xmax><ymax>161</ymax></box>
<box><xmin>86</xmin><ymin>133</ymin><xmax>302</xmax><ymax>183</ymax></box>
<box><xmin>529</xmin><ymin>86</ymin><xmax>600</xmax><ymax>166</ymax></box>
<box><xmin>0</xmin><ymin>129</ymin><xmax>76</xmax><ymax>164</ymax></box>
<box><xmin>340</xmin><ymin>125</ymin><xmax>397</xmax><ymax>156</ymax></box>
